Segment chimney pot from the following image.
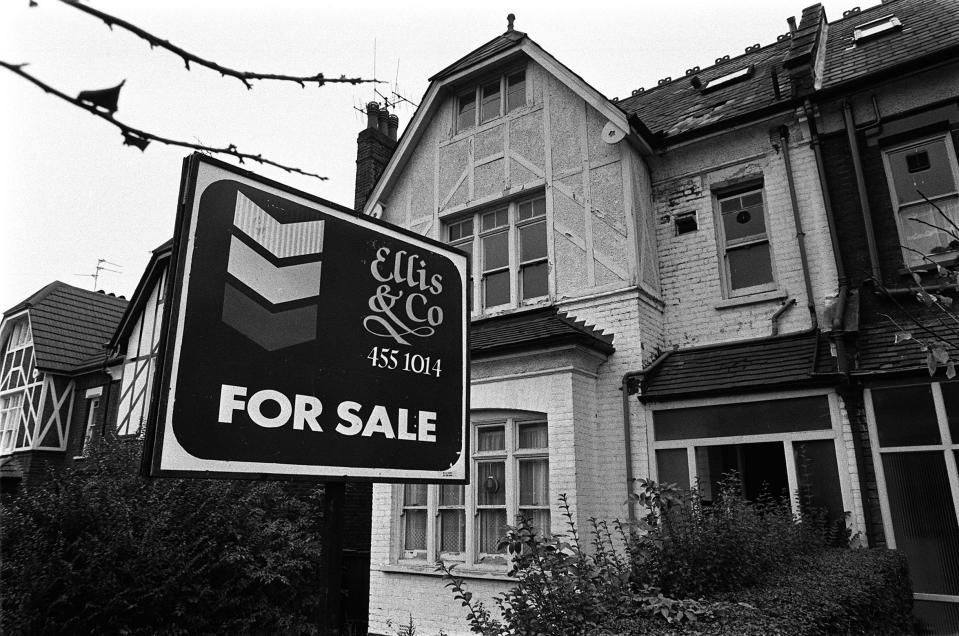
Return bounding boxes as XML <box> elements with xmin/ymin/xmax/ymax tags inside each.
<box><xmin>377</xmin><ymin>108</ymin><xmax>389</xmax><ymax>135</ymax></box>
<box><xmin>365</xmin><ymin>101</ymin><xmax>379</xmax><ymax>130</ymax></box>
<box><xmin>387</xmin><ymin>114</ymin><xmax>399</xmax><ymax>141</ymax></box>
<box><xmin>787</xmin><ymin>16</ymin><xmax>797</xmax><ymax>34</ymax></box>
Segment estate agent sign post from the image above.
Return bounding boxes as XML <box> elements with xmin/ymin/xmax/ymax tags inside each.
<box><xmin>142</xmin><ymin>154</ymin><xmax>469</xmax><ymax>633</ymax></box>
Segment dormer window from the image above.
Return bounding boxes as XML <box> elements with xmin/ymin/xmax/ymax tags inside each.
<box><xmin>455</xmin><ymin>69</ymin><xmax>526</xmax><ymax>133</ymax></box>
<box><xmin>853</xmin><ymin>15</ymin><xmax>902</xmax><ymax>42</ymax></box>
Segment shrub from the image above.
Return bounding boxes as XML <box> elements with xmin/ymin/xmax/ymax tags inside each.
<box><xmin>630</xmin><ymin>476</ymin><xmax>834</xmax><ymax>598</ymax></box>
<box><xmin>439</xmin><ymin>495</ymin><xmax>711</xmax><ymax>636</ymax></box>
<box><xmin>592</xmin><ymin>548</ymin><xmax>914</xmax><ymax>635</ymax></box>
<box><xmin>0</xmin><ymin>437</ymin><xmax>326</xmax><ymax>635</ymax></box>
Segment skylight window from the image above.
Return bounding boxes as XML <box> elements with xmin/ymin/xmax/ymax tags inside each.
<box><xmin>853</xmin><ymin>15</ymin><xmax>902</xmax><ymax>42</ymax></box>
<box><xmin>703</xmin><ymin>66</ymin><xmax>752</xmax><ymax>91</ymax></box>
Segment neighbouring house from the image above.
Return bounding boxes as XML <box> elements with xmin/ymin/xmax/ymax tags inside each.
<box><xmin>0</xmin><ymin>281</ymin><xmax>127</xmax><ymax>494</ymax></box>
<box><xmin>355</xmin><ymin>1</ymin><xmax>959</xmax><ymax>634</ymax></box>
<box><xmin>796</xmin><ymin>0</ymin><xmax>959</xmax><ymax>627</ymax></box>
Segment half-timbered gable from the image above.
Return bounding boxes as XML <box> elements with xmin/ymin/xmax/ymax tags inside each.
<box><xmin>0</xmin><ymin>281</ymin><xmax>126</xmax><ymax>490</ymax></box>
<box><xmin>110</xmin><ymin>240</ymin><xmax>171</xmax><ymax>438</ymax></box>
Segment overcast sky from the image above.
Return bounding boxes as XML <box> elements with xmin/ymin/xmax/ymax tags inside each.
<box><xmin>0</xmin><ymin>0</ymin><xmax>878</xmax><ymax>313</ymax></box>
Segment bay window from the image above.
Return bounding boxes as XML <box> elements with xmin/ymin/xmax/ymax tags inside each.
<box><xmin>398</xmin><ymin>414</ymin><xmax>550</xmax><ymax>567</ymax></box>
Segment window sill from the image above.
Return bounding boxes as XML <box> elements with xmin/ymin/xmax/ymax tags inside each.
<box><xmin>380</xmin><ymin>562</ymin><xmax>513</xmax><ymax>582</ymax></box>
<box><xmin>714</xmin><ymin>289</ymin><xmax>786</xmax><ymax>310</ymax></box>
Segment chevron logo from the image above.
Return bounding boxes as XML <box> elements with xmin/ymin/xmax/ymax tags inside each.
<box><xmin>221</xmin><ymin>192</ymin><xmax>325</xmax><ymax>351</ymax></box>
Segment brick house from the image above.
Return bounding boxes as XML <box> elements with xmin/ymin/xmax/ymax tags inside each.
<box><xmin>794</xmin><ymin>0</ymin><xmax>959</xmax><ymax>627</ymax></box>
<box><xmin>356</xmin><ymin>2</ymin><xmax>958</xmax><ymax>633</ymax></box>
<box><xmin>0</xmin><ymin>281</ymin><xmax>127</xmax><ymax>493</ymax></box>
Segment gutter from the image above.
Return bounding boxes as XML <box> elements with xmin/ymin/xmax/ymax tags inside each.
<box><xmin>621</xmin><ymin>349</ymin><xmax>673</xmax><ymax>524</ymax></box>
<box><xmin>780</xmin><ymin>124</ymin><xmax>818</xmax><ymax>330</ymax></box>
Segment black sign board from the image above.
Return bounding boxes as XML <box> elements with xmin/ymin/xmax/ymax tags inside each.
<box><xmin>146</xmin><ymin>155</ymin><xmax>469</xmax><ymax>482</ymax></box>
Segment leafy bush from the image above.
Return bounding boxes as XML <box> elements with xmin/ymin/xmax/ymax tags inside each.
<box><xmin>1</xmin><ymin>438</ymin><xmax>326</xmax><ymax>635</ymax></box>
<box><xmin>592</xmin><ymin>548</ymin><xmax>914</xmax><ymax>635</ymax></box>
<box><xmin>439</xmin><ymin>495</ymin><xmax>711</xmax><ymax>636</ymax></box>
<box><xmin>630</xmin><ymin>476</ymin><xmax>832</xmax><ymax>597</ymax></box>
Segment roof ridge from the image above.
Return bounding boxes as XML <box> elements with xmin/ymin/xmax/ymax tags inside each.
<box><xmin>621</xmin><ymin>35</ymin><xmax>792</xmax><ymax>100</ymax></box>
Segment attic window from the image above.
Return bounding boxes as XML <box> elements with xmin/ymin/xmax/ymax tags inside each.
<box><xmin>455</xmin><ymin>68</ymin><xmax>527</xmax><ymax>133</ymax></box>
<box><xmin>702</xmin><ymin>66</ymin><xmax>752</xmax><ymax>92</ymax></box>
<box><xmin>853</xmin><ymin>15</ymin><xmax>902</xmax><ymax>42</ymax></box>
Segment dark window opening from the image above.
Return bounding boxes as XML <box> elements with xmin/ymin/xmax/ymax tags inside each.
<box><xmin>907</xmin><ymin>150</ymin><xmax>931</xmax><ymax>174</ymax></box>
<box><xmin>675</xmin><ymin>213</ymin><xmax>698</xmax><ymax>235</ymax></box>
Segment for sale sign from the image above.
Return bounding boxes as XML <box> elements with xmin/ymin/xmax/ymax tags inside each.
<box><xmin>146</xmin><ymin>155</ymin><xmax>469</xmax><ymax>481</ymax></box>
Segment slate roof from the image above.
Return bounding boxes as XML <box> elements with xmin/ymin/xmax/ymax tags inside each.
<box><xmin>617</xmin><ymin>38</ymin><xmax>793</xmax><ymax>141</ymax></box>
<box><xmin>471</xmin><ymin>306</ymin><xmax>614</xmax><ymax>359</ymax></box>
<box><xmin>853</xmin><ymin>292</ymin><xmax>959</xmax><ymax>376</ymax></box>
<box><xmin>639</xmin><ymin>330</ymin><xmax>837</xmax><ymax>402</ymax></box>
<box><xmin>4</xmin><ymin>281</ymin><xmax>128</xmax><ymax>375</ymax></box>
<box><xmin>430</xmin><ymin>28</ymin><xmax>527</xmax><ymax>82</ymax></box>
<box><xmin>821</xmin><ymin>0</ymin><xmax>959</xmax><ymax>90</ymax></box>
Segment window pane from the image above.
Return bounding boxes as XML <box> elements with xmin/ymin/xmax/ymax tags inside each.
<box><xmin>889</xmin><ymin>140</ymin><xmax>957</xmax><ymax>205</ymax></box>
<box><xmin>872</xmin><ymin>385</ymin><xmax>941</xmax><ymax>447</ymax></box>
<box><xmin>721</xmin><ymin>192</ymin><xmax>766</xmax><ymax>242</ymax></box>
<box><xmin>482</xmin><ymin>209</ymin><xmax>508</xmax><ymax>231</ymax></box>
<box><xmin>521</xmin><ymin>263</ymin><xmax>548</xmax><ymax>300</ymax></box>
<box><xmin>440</xmin><ymin>510</ymin><xmax>466</xmax><ymax>552</ymax></box>
<box><xmin>478</xmin><ymin>509</ymin><xmax>507</xmax><ymax>553</ymax></box>
<box><xmin>507</xmin><ymin>71</ymin><xmax>526</xmax><ymax>112</ymax></box>
<box><xmin>696</xmin><ymin>442</ymin><xmax>788</xmax><ymax>503</ymax></box>
<box><xmin>913</xmin><ymin>600</ymin><xmax>959</xmax><ymax>636</ymax></box>
<box><xmin>440</xmin><ymin>484</ymin><xmax>464</xmax><ymax>506</ymax></box>
<box><xmin>518</xmin><ymin>422</ymin><xmax>548</xmax><ymax>449</ymax></box>
<box><xmin>656</xmin><ymin>448</ymin><xmax>690</xmax><ymax>490</ymax></box>
<box><xmin>519</xmin><ymin>509</ymin><xmax>549</xmax><ymax>536</ymax></box>
<box><xmin>882</xmin><ymin>452</ymin><xmax>959</xmax><ymax>595</ymax></box>
<box><xmin>404</xmin><ymin>510</ymin><xmax>427</xmax><ymax>551</ymax></box>
<box><xmin>448</xmin><ymin>218</ymin><xmax>473</xmax><ymax>242</ymax></box>
<box><xmin>532</xmin><ymin>197</ymin><xmax>546</xmax><ymax>217</ymax></box>
<box><xmin>483</xmin><ymin>231</ymin><xmax>509</xmax><ymax>270</ymax></box>
<box><xmin>403</xmin><ymin>483</ymin><xmax>427</xmax><ymax>506</ymax></box>
<box><xmin>520</xmin><ymin>221</ymin><xmax>547</xmax><ymax>261</ymax></box>
<box><xmin>794</xmin><ymin>440</ymin><xmax>844</xmax><ymax>524</ymax></box>
<box><xmin>477</xmin><ymin>461</ymin><xmax>506</xmax><ymax>505</ymax></box>
<box><xmin>940</xmin><ymin>382</ymin><xmax>959</xmax><ymax>442</ymax></box>
<box><xmin>898</xmin><ymin>198</ymin><xmax>959</xmax><ymax>265</ymax></box>
<box><xmin>484</xmin><ymin>271</ymin><xmax>510</xmax><ymax>307</ymax></box>
<box><xmin>480</xmin><ymin>81</ymin><xmax>501</xmax><ymax>123</ymax></box>
<box><xmin>457</xmin><ymin>92</ymin><xmax>476</xmax><ymax>131</ymax></box>
<box><xmin>477</xmin><ymin>425</ymin><xmax>505</xmax><ymax>451</ymax></box>
<box><xmin>654</xmin><ymin>396</ymin><xmax>831</xmax><ymax>441</ymax></box>
<box><xmin>728</xmin><ymin>242</ymin><xmax>773</xmax><ymax>290</ymax></box>
<box><xmin>519</xmin><ymin>459</ymin><xmax>549</xmax><ymax>506</ymax></box>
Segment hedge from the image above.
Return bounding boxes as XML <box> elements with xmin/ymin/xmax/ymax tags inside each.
<box><xmin>591</xmin><ymin>548</ymin><xmax>914</xmax><ymax>636</ymax></box>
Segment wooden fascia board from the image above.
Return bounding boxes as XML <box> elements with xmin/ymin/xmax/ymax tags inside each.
<box><xmin>0</xmin><ymin>310</ymin><xmax>31</xmax><ymax>348</ymax></box>
<box><xmin>109</xmin><ymin>254</ymin><xmax>168</xmax><ymax>350</ymax></box>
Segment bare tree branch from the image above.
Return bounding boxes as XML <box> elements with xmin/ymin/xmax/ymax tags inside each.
<box><xmin>1</xmin><ymin>60</ymin><xmax>327</xmax><ymax>180</ymax></box>
<box><xmin>907</xmin><ymin>215</ymin><xmax>959</xmax><ymax>247</ymax></box>
<box><xmin>52</xmin><ymin>0</ymin><xmax>382</xmax><ymax>90</ymax></box>
<box><xmin>871</xmin><ymin>277</ymin><xmax>959</xmax><ymax>347</ymax></box>
<box><xmin>916</xmin><ymin>188</ymin><xmax>959</xmax><ymax>239</ymax></box>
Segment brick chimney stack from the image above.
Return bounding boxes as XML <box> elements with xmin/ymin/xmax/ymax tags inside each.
<box><xmin>782</xmin><ymin>4</ymin><xmax>827</xmax><ymax>97</ymax></box>
<box><xmin>354</xmin><ymin>102</ymin><xmax>398</xmax><ymax>213</ymax></box>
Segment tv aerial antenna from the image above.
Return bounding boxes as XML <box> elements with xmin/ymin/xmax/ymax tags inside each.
<box><xmin>75</xmin><ymin>258</ymin><xmax>122</xmax><ymax>290</ymax></box>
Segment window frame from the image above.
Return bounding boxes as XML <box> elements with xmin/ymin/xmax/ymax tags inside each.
<box><xmin>713</xmin><ymin>183</ymin><xmax>778</xmax><ymax>298</ymax></box>
<box><xmin>445</xmin><ymin>193</ymin><xmax>549</xmax><ymax>315</ymax></box>
<box><xmin>76</xmin><ymin>396</ymin><xmax>100</xmax><ymax>457</ymax></box>
<box><xmin>395</xmin><ymin>413</ymin><xmax>550</xmax><ymax>570</ymax></box>
<box><xmin>454</xmin><ymin>68</ymin><xmax>527</xmax><ymax>134</ymax></box>
<box><xmin>881</xmin><ymin>133</ymin><xmax>959</xmax><ymax>269</ymax></box>
<box><xmin>0</xmin><ymin>391</ymin><xmax>24</xmax><ymax>455</ymax></box>
<box><xmin>648</xmin><ymin>389</ymin><xmax>854</xmax><ymax>519</ymax></box>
